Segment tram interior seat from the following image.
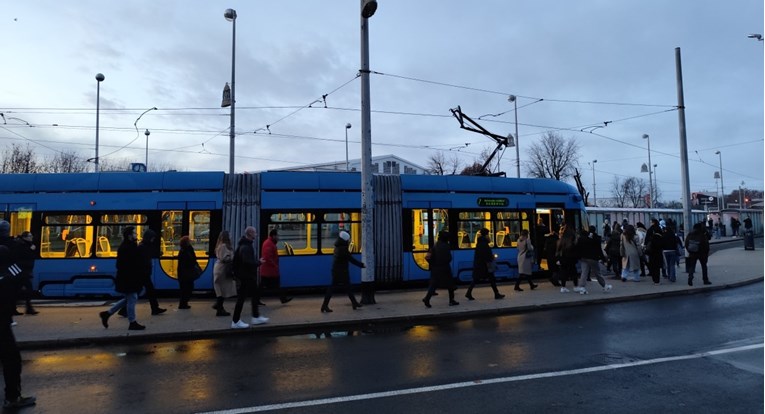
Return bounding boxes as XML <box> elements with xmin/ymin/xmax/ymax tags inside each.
<box><xmin>458</xmin><ymin>231</ymin><xmax>471</xmax><ymax>248</ymax></box>
<box><xmin>348</xmin><ymin>241</ymin><xmax>355</xmax><ymax>253</ymax></box>
<box><xmin>496</xmin><ymin>231</ymin><xmax>506</xmax><ymax>247</ymax></box>
<box><xmin>97</xmin><ymin>236</ymin><xmax>112</xmax><ymax>256</ymax></box>
<box><xmin>283</xmin><ymin>242</ymin><xmax>294</xmax><ymax>256</ymax></box>
<box><xmin>65</xmin><ymin>238</ymin><xmax>88</xmax><ymax>257</ymax></box>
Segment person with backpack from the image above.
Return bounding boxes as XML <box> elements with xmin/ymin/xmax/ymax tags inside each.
<box><xmin>645</xmin><ymin>219</ymin><xmax>664</xmax><ymax>284</ymax></box>
<box><xmin>685</xmin><ymin>222</ymin><xmax>711</xmax><ymax>286</ymax></box>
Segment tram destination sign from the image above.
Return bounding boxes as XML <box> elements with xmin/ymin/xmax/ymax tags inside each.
<box><xmin>477</xmin><ymin>197</ymin><xmax>509</xmax><ymax>207</ymax></box>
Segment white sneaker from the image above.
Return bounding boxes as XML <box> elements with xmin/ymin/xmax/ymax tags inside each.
<box><xmin>603</xmin><ymin>284</ymin><xmax>613</xmax><ymax>293</ymax></box>
<box><xmin>573</xmin><ymin>287</ymin><xmax>584</xmax><ymax>293</ymax></box>
<box><xmin>251</xmin><ymin>316</ymin><xmax>269</xmax><ymax>325</ymax></box>
<box><xmin>560</xmin><ymin>287</ymin><xmax>570</xmax><ymax>293</ymax></box>
<box><xmin>231</xmin><ymin>320</ymin><xmax>249</xmax><ymax>329</ymax></box>
<box><xmin>579</xmin><ymin>288</ymin><xmax>588</xmax><ymax>295</ymax></box>
<box><xmin>10</xmin><ymin>321</ymin><xmax>17</xmax><ymax>327</ymax></box>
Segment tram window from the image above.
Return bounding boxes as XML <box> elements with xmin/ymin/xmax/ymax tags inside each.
<box><xmin>493</xmin><ymin>211</ymin><xmax>531</xmax><ymax>248</ymax></box>
<box><xmin>161</xmin><ymin>211</ymin><xmax>183</xmax><ymax>257</ymax></box>
<box><xmin>97</xmin><ymin>214</ymin><xmax>149</xmax><ymax>258</ymax></box>
<box><xmin>40</xmin><ymin>214</ymin><xmax>94</xmax><ymax>258</ymax></box>
<box><xmin>9</xmin><ymin>210</ymin><xmax>32</xmax><ymax>237</ymax></box>
<box><xmin>189</xmin><ymin>211</ymin><xmax>211</xmax><ymax>258</ymax></box>
<box><xmin>457</xmin><ymin>211</ymin><xmax>492</xmax><ymax>248</ymax></box>
<box><xmin>321</xmin><ymin>212</ymin><xmax>361</xmax><ymax>254</ymax></box>
<box><xmin>267</xmin><ymin>212</ymin><xmax>317</xmax><ymax>255</ymax></box>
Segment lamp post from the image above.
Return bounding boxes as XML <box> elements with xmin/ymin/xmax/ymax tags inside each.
<box><xmin>94</xmin><ymin>73</ymin><xmax>105</xmax><ymax>173</ymax></box>
<box><xmin>653</xmin><ymin>163</ymin><xmax>658</xmax><ymax>205</ymax></box>
<box><xmin>715</xmin><ymin>150</ymin><xmax>725</xmax><ymax>210</ymax></box>
<box><xmin>345</xmin><ymin>123</ymin><xmax>352</xmax><ymax>171</ymax></box>
<box><xmin>591</xmin><ymin>159</ymin><xmax>597</xmax><ymax>206</ymax></box>
<box><xmin>508</xmin><ymin>95</ymin><xmax>520</xmax><ymax>178</ymax></box>
<box><xmin>739</xmin><ymin>181</ymin><xmax>745</xmax><ymax>210</ymax></box>
<box><xmin>224</xmin><ymin>8</ymin><xmax>237</xmax><ymax>174</ymax></box>
<box><xmin>359</xmin><ymin>0</ymin><xmax>377</xmax><ymax>304</ymax></box>
<box><xmin>144</xmin><ymin>129</ymin><xmax>151</xmax><ymax>170</ymax></box>
<box><xmin>642</xmin><ymin>134</ymin><xmax>653</xmax><ymax>208</ymax></box>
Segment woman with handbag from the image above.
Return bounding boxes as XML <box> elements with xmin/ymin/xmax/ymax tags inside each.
<box><xmin>515</xmin><ymin>229</ymin><xmax>539</xmax><ymax>292</ymax></box>
<box><xmin>177</xmin><ymin>236</ymin><xmax>201</xmax><ymax>309</ymax></box>
<box><xmin>212</xmin><ymin>231</ymin><xmax>237</xmax><ymax>316</ymax></box>
<box><xmin>465</xmin><ymin>228</ymin><xmax>505</xmax><ymax>301</ymax></box>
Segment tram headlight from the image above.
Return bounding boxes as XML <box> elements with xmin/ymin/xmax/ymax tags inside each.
<box><xmin>89</xmin><ymin>265</ymin><xmax>97</xmax><ymax>272</ymax></box>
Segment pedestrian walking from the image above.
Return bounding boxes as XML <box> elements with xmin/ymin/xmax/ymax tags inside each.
<box><xmin>177</xmin><ymin>236</ymin><xmax>201</xmax><ymax>309</ymax></box>
<box><xmin>261</xmin><ymin>229</ymin><xmax>293</xmax><ymax>304</ymax></box>
<box><xmin>574</xmin><ymin>226</ymin><xmax>612</xmax><ymax>294</ymax></box>
<box><xmin>660</xmin><ymin>225</ymin><xmax>681</xmax><ymax>283</ymax></box>
<box><xmin>13</xmin><ymin>232</ymin><xmax>37</xmax><ymax>315</ymax></box>
<box><xmin>555</xmin><ymin>225</ymin><xmax>579</xmax><ymax>293</ymax></box>
<box><xmin>645</xmin><ymin>219</ymin><xmax>664</xmax><ymax>284</ymax></box>
<box><xmin>465</xmin><ymin>228</ymin><xmax>505</xmax><ymax>300</ymax></box>
<box><xmin>544</xmin><ymin>231</ymin><xmax>560</xmax><ymax>286</ymax></box>
<box><xmin>0</xmin><ymin>244</ymin><xmax>36</xmax><ymax>409</ymax></box>
<box><xmin>231</xmin><ymin>226</ymin><xmax>268</xmax><ymax>328</ymax></box>
<box><xmin>422</xmin><ymin>230</ymin><xmax>459</xmax><ymax>307</ymax></box>
<box><xmin>635</xmin><ymin>222</ymin><xmax>648</xmax><ymax>277</ymax></box>
<box><xmin>534</xmin><ymin>218</ymin><xmax>549</xmax><ymax>265</ymax></box>
<box><xmin>620</xmin><ymin>225</ymin><xmax>641</xmax><ymax>282</ymax></box>
<box><xmin>731</xmin><ymin>217</ymin><xmax>740</xmax><ymax>237</ymax></box>
<box><xmin>515</xmin><ymin>229</ymin><xmax>538</xmax><ymax>292</ymax></box>
<box><xmin>605</xmin><ymin>222</ymin><xmax>622</xmax><ymax>279</ymax></box>
<box><xmin>119</xmin><ymin>229</ymin><xmax>165</xmax><ymax>317</ymax></box>
<box><xmin>212</xmin><ymin>231</ymin><xmax>236</xmax><ymax>317</ymax></box>
<box><xmin>685</xmin><ymin>222</ymin><xmax>712</xmax><ymax>286</ymax></box>
<box><xmin>321</xmin><ymin>231</ymin><xmax>365</xmax><ymax>313</ymax></box>
<box><xmin>99</xmin><ymin>227</ymin><xmax>146</xmax><ymax>330</ymax></box>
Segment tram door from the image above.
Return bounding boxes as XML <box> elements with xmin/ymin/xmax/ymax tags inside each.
<box><xmin>534</xmin><ymin>208</ymin><xmax>566</xmax><ymax>271</ymax></box>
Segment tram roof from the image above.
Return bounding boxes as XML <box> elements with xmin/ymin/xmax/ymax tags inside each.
<box><xmin>0</xmin><ymin>171</ymin><xmax>224</xmax><ymax>193</ymax></box>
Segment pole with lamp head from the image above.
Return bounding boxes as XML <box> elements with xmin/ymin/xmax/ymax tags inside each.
<box><xmin>345</xmin><ymin>123</ymin><xmax>352</xmax><ymax>171</ymax></box>
<box><xmin>223</xmin><ymin>8</ymin><xmax>237</xmax><ymax>174</ymax></box>
<box><xmin>715</xmin><ymin>150</ymin><xmax>725</xmax><ymax>210</ymax></box>
<box><xmin>508</xmin><ymin>95</ymin><xmax>520</xmax><ymax>178</ymax></box>
<box><xmin>642</xmin><ymin>134</ymin><xmax>653</xmax><ymax>208</ymax></box>
<box><xmin>94</xmin><ymin>73</ymin><xmax>105</xmax><ymax>172</ymax></box>
<box><xmin>591</xmin><ymin>160</ymin><xmax>597</xmax><ymax>206</ymax></box>
<box><xmin>144</xmin><ymin>129</ymin><xmax>151</xmax><ymax>170</ymax></box>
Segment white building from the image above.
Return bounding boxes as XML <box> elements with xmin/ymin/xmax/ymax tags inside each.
<box><xmin>273</xmin><ymin>154</ymin><xmax>429</xmax><ymax>175</ymax></box>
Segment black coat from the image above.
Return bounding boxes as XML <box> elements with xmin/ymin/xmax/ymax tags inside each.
<box><xmin>14</xmin><ymin>238</ymin><xmax>35</xmax><ymax>278</ymax></box>
<box><xmin>177</xmin><ymin>245</ymin><xmax>200</xmax><ymax>282</ymax></box>
<box><xmin>331</xmin><ymin>238</ymin><xmax>364</xmax><ymax>284</ymax></box>
<box><xmin>645</xmin><ymin>224</ymin><xmax>664</xmax><ymax>255</ymax></box>
<box><xmin>685</xmin><ymin>229</ymin><xmax>710</xmax><ymax>257</ymax></box>
<box><xmin>577</xmin><ymin>232</ymin><xmax>605</xmax><ymax>261</ymax></box>
<box><xmin>428</xmin><ymin>240</ymin><xmax>455</xmax><ymax>289</ymax></box>
<box><xmin>115</xmin><ymin>240</ymin><xmax>143</xmax><ymax>294</ymax></box>
<box><xmin>472</xmin><ymin>236</ymin><xmax>494</xmax><ymax>280</ymax></box>
<box><xmin>233</xmin><ymin>236</ymin><xmax>259</xmax><ymax>281</ymax></box>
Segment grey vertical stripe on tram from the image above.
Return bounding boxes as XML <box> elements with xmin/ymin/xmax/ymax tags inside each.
<box><xmin>373</xmin><ymin>175</ymin><xmax>403</xmax><ymax>282</ymax></box>
<box><xmin>222</xmin><ymin>173</ymin><xmax>261</xmax><ymax>256</ymax></box>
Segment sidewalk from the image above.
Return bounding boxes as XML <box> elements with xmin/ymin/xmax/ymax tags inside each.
<box><xmin>12</xmin><ymin>242</ymin><xmax>763</xmax><ymax>350</ymax></box>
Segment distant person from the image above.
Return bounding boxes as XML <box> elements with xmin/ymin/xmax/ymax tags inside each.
<box><xmin>574</xmin><ymin>226</ymin><xmax>612</xmax><ymax>294</ymax></box>
<box><xmin>231</xmin><ymin>226</ymin><xmax>268</xmax><ymax>328</ymax></box>
<box><xmin>620</xmin><ymin>225</ymin><xmax>642</xmax><ymax>282</ymax></box>
<box><xmin>744</xmin><ymin>216</ymin><xmax>753</xmax><ymax>230</ymax></box>
<box><xmin>713</xmin><ymin>222</ymin><xmax>720</xmax><ymax>239</ymax></box>
<box><xmin>555</xmin><ymin>226</ymin><xmax>579</xmax><ymax>293</ymax></box>
<box><xmin>321</xmin><ymin>231</ymin><xmax>365</xmax><ymax>313</ymax></box>
<box><xmin>645</xmin><ymin>219</ymin><xmax>664</xmax><ymax>285</ymax></box>
<box><xmin>177</xmin><ymin>236</ymin><xmax>201</xmax><ymax>310</ymax></box>
<box><xmin>0</xmin><ymin>245</ymin><xmax>36</xmax><ymax>409</ymax></box>
<box><xmin>685</xmin><ymin>223</ymin><xmax>711</xmax><ymax>286</ymax></box>
<box><xmin>605</xmin><ymin>222</ymin><xmax>622</xmax><ymax>279</ymax></box>
<box><xmin>602</xmin><ymin>221</ymin><xmax>612</xmax><ymax>242</ymax></box>
<box><xmin>635</xmin><ymin>222</ymin><xmax>648</xmax><ymax>277</ymax></box>
<box><xmin>14</xmin><ymin>232</ymin><xmax>38</xmax><ymax>316</ymax></box>
<box><xmin>260</xmin><ymin>229</ymin><xmax>292</xmax><ymax>305</ymax></box>
<box><xmin>515</xmin><ymin>229</ymin><xmax>538</xmax><ymax>292</ymax></box>
<box><xmin>422</xmin><ymin>230</ymin><xmax>459</xmax><ymax>307</ymax></box>
<box><xmin>465</xmin><ymin>228</ymin><xmax>505</xmax><ymax>301</ymax></box>
<box><xmin>99</xmin><ymin>227</ymin><xmax>146</xmax><ymax>330</ymax></box>
<box><xmin>731</xmin><ymin>217</ymin><xmax>740</xmax><ymax>237</ymax></box>
<box><xmin>212</xmin><ymin>231</ymin><xmax>236</xmax><ymax>317</ymax></box>
<box><xmin>660</xmin><ymin>226</ymin><xmax>681</xmax><ymax>283</ymax></box>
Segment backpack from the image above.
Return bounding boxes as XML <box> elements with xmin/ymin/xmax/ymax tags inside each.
<box><xmin>687</xmin><ymin>239</ymin><xmax>700</xmax><ymax>253</ymax></box>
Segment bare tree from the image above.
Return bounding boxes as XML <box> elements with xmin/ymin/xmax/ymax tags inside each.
<box><xmin>624</xmin><ymin>177</ymin><xmax>649</xmax><ymax>207</ymax></box>
<box><xmin>1</xmin><ymin>144</ymin><xmax>39</xmax><ymax>173</ymax></box>
<box><xmin>40</xmin><ymin>151</ymin><xmax>88</xmax><ymax>173</ymax></box>
<box><xmin>524</xmin><ymin>132</ymin><xmax>580</xmax><ymax>180</ymax></box>
<box><xmin>610</xmin><ymin>177</ymin><xmax>628</xmax><ymax>208</ymax></box>
<box><xmin>459</xmin><ymin>147</ymin><xmax>498</xmax><ymax>176</ymax></box>
<box><xmin>427</xmin><ymin>152</ymin><xmax>463</xmax><ymax>175</ymax></box>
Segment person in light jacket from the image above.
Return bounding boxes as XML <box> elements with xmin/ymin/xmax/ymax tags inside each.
<box><xmin>212</xmin><ymin>231</ymin><xmax>236</xmax><ymax>316</ymax></box>
<box><xmin>620</xmin><ymin>225</ymin><xmax>641</xmax><ymax>282</ymax></box>
<box><xmin>515</xmin><ymin>229</ymin><xmax>538</xmax><ymax>292</ymax></box>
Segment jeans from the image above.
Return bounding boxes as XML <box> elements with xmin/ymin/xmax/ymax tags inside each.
<box><xmin>663</xmin><ymin>251</ymin><xmax>678</xmax><ymax>282</ymax></box>
<box><xmin>578</xmin><ymin>258</ymin><xmax>607</xmax><ymax>288</ymax></box>
<box><xmin>109</xmin><ymin>293</ymin><xmax>138</xmax><ymax>322</ymax></box>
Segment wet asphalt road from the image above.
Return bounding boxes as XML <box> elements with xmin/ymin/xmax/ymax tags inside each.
<box><xmin>16</xmin><ymin>282</ymin><xmax>763</xmax><ymax>414</ymax></box>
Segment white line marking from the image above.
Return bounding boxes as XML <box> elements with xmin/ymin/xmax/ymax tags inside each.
<box><xmin>197</xmin><ymin>343</ymin><xmax>763</xmax><ymax>414</ymax></box>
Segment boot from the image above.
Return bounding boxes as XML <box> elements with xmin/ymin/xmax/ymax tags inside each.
<box><xmin>25</xmin><ymin>303</ymin><xmax>38</xmax><ymax>315</ymax></box>
<box><xmin>351</xmin><ymin>298</ymin><xmax>363</xmax><ymax>310</ymax></box>
<box><xmin>212</xmin><ymin>297</ymin><xmax>222</xmax><ymax>310</ymax></box>
<box><xmin>422</xmin><ymin>291</ymin><xmax>433</xmax><ymax>308</ymax></box>
<box><xmin>514</xmin><ymin>280</ymin><xmax>523</xmax><ymax>291</ymax></box>
<box><xmin>128</xmin><ymin>321</ymin><xmax>146</xmax><ymax>330</ymax></box>
<box><xmin>215</xmin><ymin>298</ymin><xmax>230</xmax><ymax>316</ymax></box>
<box><xmin>321</xmin><ymin>295</ymin><xmax>332</xmax><ymax>313</ymax></box>
<box><xmin>465</xmin><ymin>285</ymin><xmax>475</xmax><ymax>301</ymax></box>
<box><xmin>280</xmin><ymin>296</ymin><xmax>293</xmax><ymax>304</ymax></box>
<box><xmin>448</xmin><ymin>289</ymin><xmax>459</xmax><ymax>306</ymax></box>
<box><xmin>492</xmin><ymin>285</ymin><xmax>505</xmax><ymax>299</ymax></box>
<box><xmin>688</xmin><ymin>275</ymin><xmax>694</xmax><ymax>286</ymax></box>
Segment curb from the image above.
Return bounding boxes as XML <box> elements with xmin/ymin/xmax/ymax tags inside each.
<box><xmin>18</xmin><ymin>275</ymin><xmax>764</xmax><ymax>351</ymax></box>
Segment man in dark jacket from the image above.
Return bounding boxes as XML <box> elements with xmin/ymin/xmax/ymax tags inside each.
<box><xmin>0</xmin><ymin>225</ymin><xmax>37</xmax><ymax>409</ymax></box>
<box><xmin>320</xmin><ymin>231</ymin><xmax>365</xmax><ymax>313</ymax></box>
<box><xmin>465</xmin><ymin>228</ymin><xmax>505</xmax><ymax>301</ymax></box>
<box><xmin>118</xmin><ymin>229</ymin><xmax>165</xmax><ymax>317</ymax></box>
<box><xmin>99</xmin><ymin>227</ymin><xmax>146</xmax><ymax>330</ymax></box>
<box><xmin>422</xmin><ymin>230</ymin><xmax>459</xmax><ymax>308</ymax></box>
<box><xmin>231</xmin><ymin>226</ymin><xmax>268</xmax><ymax>328</ymax></box>
<box><xmin>685</xmin><ymin>222</ymin><xmax>711</xmax><ymax>286</ymax></box>
<box><xmin>645</xmin><ymin>219</ymin><xmax>664</xmax><ymax>284</ymax></box>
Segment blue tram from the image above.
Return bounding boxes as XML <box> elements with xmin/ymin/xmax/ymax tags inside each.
<box><xmin>0</xmin><ymin>171</ymin><xmax>588</xmax><ymax>297</ymax></box>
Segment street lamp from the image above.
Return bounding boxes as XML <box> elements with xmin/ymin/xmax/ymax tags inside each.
<box><xmin>94</xmin><ymin>73</ymin><xmax>105</xmax><ymax>173</ymax></box>
<box><xmin>747</xmin><ymin>34</ymin><xmax>763</xmax><ymax>41</ymax></box>
<box><xmin>223</xmin><ymin>8</ymin><xmax>237</xmax><ymax>174</ymax></box>
<box><xmin>144</xmin><ymin>129</ymin><xmax>151</xmax><ymax>170</ymax></box>
<box><xmin>508</xmin><ymin>95</ymin><xmax>520</xmax><ymax>178</ymax></box>
<box><xmin>345</xmin><ymin>123</ymin><xmax>352</xmax><ymax>171</ymax></box>
<box><xmin>642</xmin><ymin>134</ymin><xmax>653</xmax><ymax>208</ymax></box>
<box><xmin>590</xmin><ymin>160</ymin><xmax>597</xmax><ymax>206</ymax></box>
<box><xmin>715</xmin><ymin>150</ymin><xmax>725</xmax><ymax>209</ymax></box>
<box><xmin>359</xmin><ymin>0</ymin><xmax>377</xmax><ymax>304</ymax></box>
<box><xmin>653</xmin><ymin>163</ymin><xmax>658</xmax><ymax>205</ymax></box>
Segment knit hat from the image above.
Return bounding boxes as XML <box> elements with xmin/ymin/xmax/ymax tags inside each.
<box><xmin>0</xmin><ymin>221</ymin><xmax>9</xmax><ymax>238</ymax></box>
<box><xmin>659</xmin><ymin>219</ymin><xmax>666</xmax><ymax>228</ymax></box>
<box><xmin>339</xmin><ymin>231</ymin><xmax>351</xmax><ymax>241</ymax></box>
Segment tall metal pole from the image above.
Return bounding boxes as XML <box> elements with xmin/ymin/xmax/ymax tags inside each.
<box><xmin>653</xmin><ymin>164</ymin><xmax>658</xmax><ymax>205</ymax></box>
<box><xmin>224</xmin><ymin>9</ymin><xmax>237</xmax><ymax>174</ymax></box>
<box><xmin>359</xmin><ymin>0</ymin><xmax>377</xmax><ymax>304</ymax></box>
<box><xmin>716</xmin><ymin>151</ymin><xmax>725</xmax><ymax>210</ymax></box>
<box><xmin>591</xmin><ymin>160</ymin><xmax>597</xmax><ymax>206</ymax></box>
<box><xmin>676</xmin><ymin>47</ymin><xmax>692</xmax><ymax>234</ymax></box>
<box><xmin>644</xmin><ymin>134</ymin><xmax>654</xmax><ymax>209</ymax></box>
<box><xmin>345</xmin><ymin>123</ymin><xmax>351</xmax><ymax>171</ymax></box>
<box><xmin>739</xmin><ymin>182</ymin><xmax>744</xmax><ymax>211</ymax></box>
<box><xmin>95</xmin><ymin>73</ymin><xmax>104</xmax><ymax>173</ymax></box>
<box><xmin>509</xmin><ymin>96</ymin><xmax>520</xmax><ymax>178</ymax></box>
<box><xmin>144</xmin><ymin>129</ymin><xmax>150</xmax><ymax>170</ymax></box>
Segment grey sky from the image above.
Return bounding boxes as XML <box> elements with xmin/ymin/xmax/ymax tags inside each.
<box><xmin>1</xmin><ymin>0</ymin><xmax>762</xmax><ymax>201</ymax></box>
